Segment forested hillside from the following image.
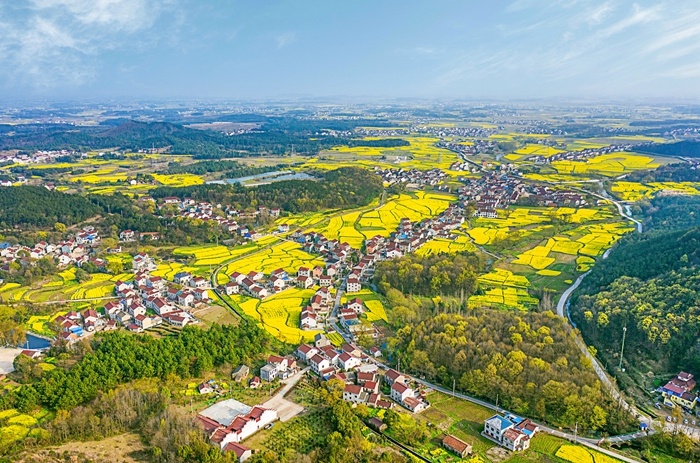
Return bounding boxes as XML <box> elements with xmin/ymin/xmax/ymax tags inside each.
<box><xmin>639</xmin><ymin>196</ymin><xmax>700</xmax><ymax>231</ymax></box>
<box><xmin>0</xmin><ymin>186</ymin><xmax>101</xmax><ymax>228</ymax></box>
<box><xmin>572</xmin><ymin>194</ymin><xmax>700</xmax><ymax>389</ymax></box>
<box><xmin>626</xmin><ymin>163</ymin><xmax>700</xmax><ymax>183</ymax></box>
<box><xmin>392</xmin><ymin>312</ymin><xmax>634</xmax><ymax>434</ymax></box>
<box><xmin>639</xmin><ymin>140</ymin><xmax>700</xmax><ymax>158</ymax></box>
<box><xmin>571</xmin><ymin>228</ymin><xmax>700</xmax><ymax>377</ymax></box>
<box><xmin>7</xmin><ymin>324</ymin><xmax>271</xmax><ymax>411</ymax></box>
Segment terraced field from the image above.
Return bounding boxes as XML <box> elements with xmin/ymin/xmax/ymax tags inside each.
<box><xmin>0</xmin><ymin>271</ymin><xmax>124</xmax><ymax>305</ymax></box>
<box><xmin>222</xmin><ymin>241</ymin><xmax>325</xmax><ymax>277</ymax></box>
<box><xmin>306</xmin><ymin>191</ymin><xmax>455</xmax><ymax>248</ymax></box>
<box><xmin>551</xmin><ymin>153</ymin><xmax>660</xmax><ymax>177</ymax></box>
<box><xmin>173</xmin><ymin>242</ymin><xmax>263</xmax><ymax>267</ymax></box>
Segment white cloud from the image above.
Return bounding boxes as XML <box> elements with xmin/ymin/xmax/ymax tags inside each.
<box><xmin>275</xmin><ymin>32</ymin><xmax>296</xmax><ymax>49</ymax></box>
<box><xmin>0</xmin><ymin>0</ymin><xmax>179</xmax><ymax>89</ymax></box>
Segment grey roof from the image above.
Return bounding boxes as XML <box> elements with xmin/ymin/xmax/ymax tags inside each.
<box><xmin>199</xmin><ymin>399</ymin><xmax>252</xmax><ymax>427</ymax></box>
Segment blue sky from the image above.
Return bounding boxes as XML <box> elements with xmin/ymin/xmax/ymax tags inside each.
<box><xmin>1</xmin><ymin>0</ymin><xmax>700</xmax><ymax>100</ymax></box>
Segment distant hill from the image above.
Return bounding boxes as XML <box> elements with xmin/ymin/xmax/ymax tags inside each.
<box><xmin>639</xmin><ymin>140</ymin><xmax>700</xmax><ymax>157</ymax></box>
<box><xmin>0</xmin><ymin>118</ymin><xmax>394</xmax><ymax>158</ymax></box>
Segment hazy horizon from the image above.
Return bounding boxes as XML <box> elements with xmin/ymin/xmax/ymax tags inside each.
<box><xmin>2</xmin><ymin>1</ymin><xmax>700</xmax><ymax>101</ymax></box>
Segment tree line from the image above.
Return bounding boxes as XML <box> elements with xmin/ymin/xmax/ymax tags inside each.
<box><xmin>163</xmin><ymin>159</ymin><xmax>283</xmax><ymax>177</ymax></box>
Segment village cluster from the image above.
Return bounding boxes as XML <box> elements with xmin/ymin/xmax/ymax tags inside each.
<box><xmin>459</xmin><ymin>170</ymin><xmax>586</xmax><ymax>218</ymax></box>
<box><xmin>118</xmin><ymin>196</ymin><xmax>284</xmax><ymax>244</ymax></box>
<box><xmin>375</xmin><ymin>167</ymin><xmax>448</xmax><ymax>187</ymax></box>
<box><xmin>0</xmin><ymin>226</ymin><xmax>103</xmax><ymax>272</ymax></box>
<box><xmin>0</xmin><ymin>149</ymin><xmax>79</xmax><ymax>167</ymax></box>
<box><xmin>438</xmin><ymin>139</ymin><xmax>497</xmax><ymax>156</ymax></box>
<box><xmin>51</xmin><ymin>252</ymin><xmax>213</xmax><ymax>342</ymax></box>
<box><xmin>105</xmin><ymin>253</ymin><xmax>209</xmax><ymax>333</ymax></box>
<box><xmin>224</xmin><ymin>198</ymin><xmax>466</xmax><ymax>339</ymax></box>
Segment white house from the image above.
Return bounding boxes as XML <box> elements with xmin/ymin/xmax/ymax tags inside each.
<box><xmin>338</xmin><ymin>352</ymin><xmax>362</xmax><ymax>371</ymax></box>
<box><xmin>309</xmin><ymin>354</ymin><xmax>331</xmax><ymax>375</ymax></box>
<box><xmin>346</xmin><ymin>278</ymin><xmax>361</xmax><ymax>293</ymax></box>
<box><xmin>390</xmin><ymin>382</ymin><xmax>413</xmax><ymax>403</ymax></box>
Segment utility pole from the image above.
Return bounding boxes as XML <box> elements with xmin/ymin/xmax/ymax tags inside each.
<box><xmin>452</xmin><ymin>378</ymin><xmax>456</xmax><ymax>398</ymax></box>
<box><xmin>618</xmin><ymin>326</ymin><xmax>627</xmax><ymax>371</ymax></box>
<box><xmin>495</xmin><ymin>394</ymin><xmax>499</xmax><ymax>412</ymax></box>
<box><xmin>574</xmin><ymin>422</ymin><xmax>578</xmax><ymax>444</ymax></box>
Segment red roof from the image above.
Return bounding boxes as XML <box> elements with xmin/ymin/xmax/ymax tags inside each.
<box><xmin>392</xmin><ymin>382</ymin><xmax>409</xmax><ymax>393</ymax></box>
<box><xmin>443</xmin><ymin>435</ymin><xmax>471</xmax><ymax>454</ymax></box>
<box><xmin>223</xmin><ymin>442</ymin><xmax>251</xmax><ymax>458</ymax></box>
<box><xmin>344</xmin><ymin>384</ymin><xmax>363</xmax><ymax>395</ymax></box>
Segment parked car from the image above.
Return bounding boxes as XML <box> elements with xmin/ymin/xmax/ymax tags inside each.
<box><xmin>666</xmin><ymin>416</ymin><xmax>672</xmax><ymax>422</ymax></box>
<box><xmin>264</xmin><ymin>423</ymin><xmax>274</xmax><ymax>430</ymax></box>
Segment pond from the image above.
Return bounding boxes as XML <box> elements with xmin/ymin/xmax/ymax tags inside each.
<box><xmin>207</xmin><ymin>170</ymin><xmax>315</xmax><ymax>186</ymax></box>
<box><xmin>23</xmin><ymin>333</ymin><xmax>52</xmax><ymax>350</ymax></box>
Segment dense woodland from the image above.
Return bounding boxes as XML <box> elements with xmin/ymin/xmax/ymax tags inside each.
<box><xmin>639</xmin><ymin>195</ymin><xmax>700</xmax><ymax>231</ymax></box>
<box><xmin>3</xmin><ymin>324</ymin><xmax>271</xmax><ymax>412</ymax></box>
<box><xmin>638</xmin><ymin>140</ymin><xmax>700</xmax><ymax>158</ymax></box>
<box><xmin>0</xmin><ymin>187</ymin><xmax>101</xmax><ymax>229</ymax></box>
<box><xmin>572</xmin><ymin>228</ymin><xmax>700</xmax><ymax>376</ymax></box>
<box><xmin>374</xmin><ymin>251</ymin><xmax>482</xmax><ymax>300</ymax></box>
<box><xmin>390</xmin><ymin>312</ymin><xmax>635</xmax><ymax>434</ymax></box>
<box><xmin>626</xmin><ymin>163</ymin><xmax>700</xmax><ymax>183</ymax></box>
<box><xmin>152</xmin><ymin>167</ymin><xmax>383</xmax><ymax>213</ymax></box>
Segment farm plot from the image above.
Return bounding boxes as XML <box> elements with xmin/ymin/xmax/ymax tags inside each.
<box><xmin>551</xmin><ymin>153</ymin><xmax>660</xmax><ymax>177</ymax></box>
<box><xmin>312</xmin><ymin>136</ymin><xmax>461</xmax><ymax>173</ymax></box>
<box><xmin>611</xmin><ymin>181</ymin><xmax>700</xmax><ymax>201</ymax></box>
<box><xmin>555</xmin><ymin>444</ymin><xmax>624</xmax><ymax>463</ymax></box>
<box><xmin>572</xmin><ymin>223</ymin><xmax>632</xmax><ymax>257</ymax></box>
<box><xmin>414</xmin><ymin>235</ymin><xmax>476</xmax><ymax>257</ymax></box>
<box><xmin>151</xmin><ymin>173</ymin><xmax>204</xmax><ymax>187</ymax></box>
<box><xmin>70</xmin><ymin>168</ymin><xmax>129</xmax><ymax>184</ymax></box>
<box><xmin>223</xmin><ymin>241</ymin><xmax>325</xmax><ymax>277</ymax></box>
<box><xmin>341</xmin><ymin>289</ymin><xmax>388</xmax><ymax>322</ymax></box>
<box><xmin>468</xmin><ymin>287</ymin><xmax>539</xmax><ymax>310</ymax></box>
<box><xmin>308</xmin><ymin>191</ymin><xmax>455</xmax><ymax>247</ymax></box>
<box><xmin>505</xmin><ymin>144</ymin><xmax>565</xmax><ymax>162</ymax></box>
<box><xmin>234</xmin><ymin>288</ymin><xmax>322</xmax><ymax>343</ymax></box>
